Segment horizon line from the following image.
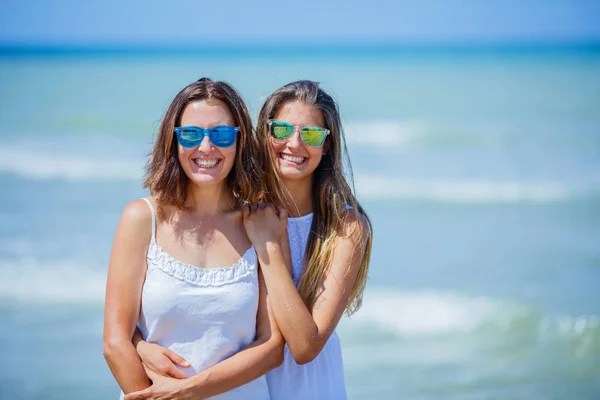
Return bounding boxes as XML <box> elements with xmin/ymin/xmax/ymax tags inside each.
<box><xmin>2</xmin><ymin>40</ymin><xmax>600</xmax><ymax>58</ymax></box>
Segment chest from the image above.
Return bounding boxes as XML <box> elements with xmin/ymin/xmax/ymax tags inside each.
<box><xmin>141</xmin><ymin>242</ymin><xmax>260</xmax><ymax>332</ymax></box>
<box><xmin>156</xmin><ymin>221</ymin><xmax>251</xmax><ymax>269</ymax></box>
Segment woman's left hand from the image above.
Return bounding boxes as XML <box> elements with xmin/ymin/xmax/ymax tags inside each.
<box><xmin>124</xmin><ymin>369</ymin><xmax>197</xmax><ymax>400</ymax></box>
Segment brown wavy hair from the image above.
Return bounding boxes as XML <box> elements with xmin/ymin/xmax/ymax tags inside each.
<box><xmin>144</xmin><ymin>78</ymin><xmax>259</xmax><ymax>209</ymax></box>
<box><xmin>255</xmin><ymin>80</ymin><xmax>373</xmax><ymax>316</ymax></box>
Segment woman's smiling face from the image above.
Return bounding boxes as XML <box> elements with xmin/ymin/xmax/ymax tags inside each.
<box><xmin>270</xmin><ymin>100</ymin><xmax>327</xmax><ymax>184</ymax></box>
<box><xmin>177</xmin><ymin>99</ymin><xmax>237</xmax><ymax>188</ymax></box>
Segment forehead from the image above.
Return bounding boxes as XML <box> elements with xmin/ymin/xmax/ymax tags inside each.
<box><xmin>180</xmin><ymin>99</ymin><xmax>235</xmax><ymax>127</ymax></box>
<box><xmin>274</xmin><ymin>101</ymin><xmax>325</xmax><ymax>127</ymax></box>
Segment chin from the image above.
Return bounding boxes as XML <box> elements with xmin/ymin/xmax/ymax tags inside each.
<box><xmin>183</xmin><ymin>168</ymin><xmax>223</xmax><ymax>186</ymax></box>
<box><xmin>278</xmin><ymin>170</ymin><xmax>311</xmax><ymax>182</ymax></box>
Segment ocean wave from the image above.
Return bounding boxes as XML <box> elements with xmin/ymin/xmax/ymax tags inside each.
<box><xmin>344</xmin><ymin>120</ymin><xmax>495</xmax><ymax>150</ymax></box>
<box><xmin>0</xmin><ymin>147</ymin><xmax>143</xmax><ymax>181</ymax></box>
<box><xmin>349</xmin><ymin>290</ymin><xmax>504</xmax><ymax>336</ymax></box>
<box><xmin>0</xmin><ymin>260</ymin><xmax>107</xmax><ymax>304</ymax></box>
<box><xmin>344</xmin><ymin>121</ymin><xmax>421</xmax><ymax>148</ymax></box>
<box><xmin>345</xmin><ymin>119</ymin><xmax>600</xmax><ymax>152</ymax></box>
<box><xmin>0</xmin><ymin>145</ymin><xmax>592</xmax><ymax>204</ymax></box>
<box><xmin>3</xmin><ymin>260</ymin><xmax>597</xmax><ymax>345</ymax></box>
<box><xmin>346</xmin><ymin>289</ymin><xmax>600</xmax><ymax>344</ymax></box>
<box><xmin>3</xmin><ymin>262</ymin><xmax>598</xmax><ymax>360</ymax></box>
<box><xmin>339</xmin><ymin>289</ymin><xmax>600</xmax><ymax>374</ymax></box>
<box><xmin>355</xmin><ymin>174</ymin><xmax>577</xmax><ymax>203</ymax></box>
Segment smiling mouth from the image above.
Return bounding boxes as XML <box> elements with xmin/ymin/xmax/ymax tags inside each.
<box><xmin>193</xmin><ymin>158</ymin><xmax>221</xmax><ymax>169</ymax></box>
<box><xmin>279</xmin><ymin>153</ymin><xmax>307</xmax><ymax>165</ymax></box>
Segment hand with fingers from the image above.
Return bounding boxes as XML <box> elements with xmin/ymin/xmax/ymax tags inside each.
<box><xmin>124</xmin><ymin>368</ymin><xmax>198</xmax><ymax>400</ymax></box>
<box><xmin>242</xmin><ymin>203</ymin><xmax>288</xmax><ymax>249</ymax></box>
<box><xmin>136</xmin><ymin>341</ymin><xmax>191</xmax><ymax>379</ymax></box>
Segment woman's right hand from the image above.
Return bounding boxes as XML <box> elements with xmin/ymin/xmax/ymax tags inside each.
<box><xmin>136</xmin><ymin>341</ymin><xmax>190</xmax><ymax>379</ymax></box>
<box><xmin>242</xmin><ymin>203</ymin><xmax>288</xmax><ymax>247</ymax></box>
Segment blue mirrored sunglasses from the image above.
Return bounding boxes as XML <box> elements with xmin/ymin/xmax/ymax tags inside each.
<box><xmin>174</xmin><ymin>126</ymin><xmax>238</xmax><ymax>148</ymax></box>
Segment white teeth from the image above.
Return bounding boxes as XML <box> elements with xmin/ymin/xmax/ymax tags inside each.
<box><xmin>194</xmin><ymin>159</ymin><xmax>219</xmax><ymax>168</ymax></box>
<box><xmin>280</xmin><ymin>154</ymin><xmax>306</xmax><ymax>164</ymax></box>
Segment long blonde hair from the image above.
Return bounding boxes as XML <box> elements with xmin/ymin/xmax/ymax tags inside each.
<box><xmin>255</xmin><ymin>80</ymin><xmax>373</xmax><ymax>315</ymax></box>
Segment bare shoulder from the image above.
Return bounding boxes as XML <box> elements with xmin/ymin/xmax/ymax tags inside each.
<box><xmin>340</xmin><ymin>208</ymin><xmax>371</xmax><ymax>241</ymax></box>
<box><xmin>117</xmin><ymin>198</ymin><xmax>154</xmax><ymax>239</ymax></box>
<box><xmin>121</xmin><ymin>198</ymin><xmax>152</xmax><ymax>222</ymax></box>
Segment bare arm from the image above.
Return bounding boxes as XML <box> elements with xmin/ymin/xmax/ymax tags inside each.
<box><xmin>103</xmin><ymin>200</ymin><xmax>153</xmax><ymax>392</ymax></box>
<box><xmin>132</xmin><ymin>327</ymin><xmax>191</xmax><ymax>379</ymax></box>
<box><xmin>246</xmin><ymin>206</ymin><xmax>368</xmax><ymax>364</ymax></box>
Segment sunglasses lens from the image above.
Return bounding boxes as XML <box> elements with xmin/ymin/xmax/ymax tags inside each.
<box><xmin>210</xmin><ymin>126</ymin><xmax>238</xmax><ymax>148</ymax></box>
<box><xmin>301</xmin><ymin>127</ymin><xmax>326</xmax><ymax>146</ymax></box>
<box><xmin>270</xmin><ymin>121</ymin><xmax>294</xmax><ymax>140</ymax></box>
<box><xmin>176</xmin><ymin>127</ymin><xmax>204</xmax><ymax>148</ymax></box>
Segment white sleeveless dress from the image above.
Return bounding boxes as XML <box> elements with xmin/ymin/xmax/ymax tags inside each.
<box><xmin>266</xmin><ymin>213</ymin><xmax>347</xmax><ymax>400</ymax></box>
<box><xmin>120</xmin><ymin>198</ymin><xmax>270</xmax><ymax>399</ymax></box>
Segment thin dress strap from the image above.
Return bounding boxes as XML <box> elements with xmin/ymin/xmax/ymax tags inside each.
<box><xmin>141</xmin><ymin>197</ymin><xmax>156</xmax><ymax>240</ymax></box>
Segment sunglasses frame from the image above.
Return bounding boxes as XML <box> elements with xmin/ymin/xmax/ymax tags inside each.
<box><xmin>267</xmin><ymin>119</ymin><xmax>330</xmax><ymax>147</ymax></box>
<box><xmin>174</xmin><ymin>125</ymin><xmax>239</xmax><ymax>148</ymax></box>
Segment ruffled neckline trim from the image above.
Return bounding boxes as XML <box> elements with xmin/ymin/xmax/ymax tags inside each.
<box><xmin>146</xmin><ymin>239</ymin><xmax>257</xmax><ymax>286</ymax></box>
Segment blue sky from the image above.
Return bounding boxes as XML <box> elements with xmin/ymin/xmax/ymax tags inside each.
<box><xmin>2</xmin><ymin>0</ymin><xmax>600</xmax><ymax>45</ymax></box>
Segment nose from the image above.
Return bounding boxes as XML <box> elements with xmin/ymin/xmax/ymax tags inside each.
<box><xmin>287</xmin><ymin>128</ymin><xmax>303</xmax><ymax>148</ymax></box>
<box><xmin>197</xmin><ymin>135</ymin><xmax>213</xmax><ymax>153</ymax></box>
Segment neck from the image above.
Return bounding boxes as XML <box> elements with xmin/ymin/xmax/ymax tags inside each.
<box><xmin>184</xmin><ymin>181</ymin><xmax>234</xmax><ymax>216</ymax></box>
<box><xmin>282</xmin><ymin>177</ymin><xmax>313</xmax><ymax>217</ymax></box>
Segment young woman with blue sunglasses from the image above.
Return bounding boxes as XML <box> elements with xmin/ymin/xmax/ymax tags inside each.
<box><xmin>103</xmin><ymin>78</ymin><xmax>284</xmax><ymax>400</ymax></box>
<box><xmin>134</xmin><ymin>80</ymin><xmax>373</xmax><ymax>400</ymax></box>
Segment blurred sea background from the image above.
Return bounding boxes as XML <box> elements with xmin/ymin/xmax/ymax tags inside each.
<box><xmin>1</xmin><ymin>2</ymin><xmax>600</xmax><ymax>399</ymax></box>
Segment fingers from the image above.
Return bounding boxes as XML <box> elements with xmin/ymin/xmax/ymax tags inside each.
<box><xmin>165</xmin><ymin>349</ymin><xmax>191</xmax><ymax>368</ymax></box>
<box><xmin>125</xmin><ymin>388</ymin><xmax>149</xmax><ymax>400</ymax></box>
<box><xmin>144</xmin><ymin>366</ymin><xmax>159</xmax><ymax>381</ymax></box>
<box><xmin>244</xmin><ymin>202</ymin><xmax>284</xmax><ymax>219</ymax></box>
<box><xmin>244</xmin><ymin>202</ymin><xmax>269</xmax><ymax>215</ymax></box>
<box><xmin>263</xmin><ymin>203</ymin><xmax>281</xmax><ymax>218</ymax></box>
<box><xmin>167</xmin><ymin>365</ymin><xmax>188</xmax><ymax>379</ymax></box>
<box><xmin>150</xmin><ymin>359</ymin><xmax>187</xmax><ymax>379</ymax></box>
<box><xmin>278</xmin><ymin>207</ymin><xmax>289</xmax><ymax>221</ymax></box>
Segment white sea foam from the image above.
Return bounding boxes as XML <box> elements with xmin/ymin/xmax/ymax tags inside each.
<box><xmin>344</xmin><ymin>121</ymin><xmax>421</xmax><ymax>148</ymax></box>
<box><xmin>355</xmin><ymin>174</ymin><xmax>575</xmax><ymax>203</ymax></box>
<box><xmin>0</xmin><ymin>146</ymin><xmax>143</xmax><ymax>181</ymax></box>
<box><xmin>0</xmin><ymin>134</ymin><xmax>597</xmax><ymax>204</ymax></box>
<box><xmin>0</xmin><ymin>260</ymin><xmax>107</xmax><ymax>304</ymax></box>
<box><xmin>0</xmin><ymin>154</ymin><xmax>579</xmax><ymax>205</ymax></box>
<box><xmin>346</xmin><ymin>289</ymin><xmax>600</xmax><ymax>341</ymax></box>
<box><xmin>348</xmin><ymin>290</ymin><xmax>506</xmax><ymax>336</ymax></box>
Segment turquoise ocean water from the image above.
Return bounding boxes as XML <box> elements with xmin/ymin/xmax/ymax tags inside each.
<box><xmin>1</xmin><ymin>45</ymin><xmax>599</xmax><ymax>399</ymax></box>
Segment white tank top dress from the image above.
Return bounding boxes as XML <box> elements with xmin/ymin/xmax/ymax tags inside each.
<box><xmin>120</xmin><ymin>198</ymin><xmax>270</xmax><ymax>399</ymax></box>
<box><xmin>266</xmin><ymin>213</ymin><xmax>347</xmax><ymax>400</ymax></box>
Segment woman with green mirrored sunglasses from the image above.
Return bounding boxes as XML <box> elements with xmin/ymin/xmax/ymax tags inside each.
<box><xmin>245</xmin><ymin>80</ymin><xmax>373</xmax><ymax>400</ymax></box>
